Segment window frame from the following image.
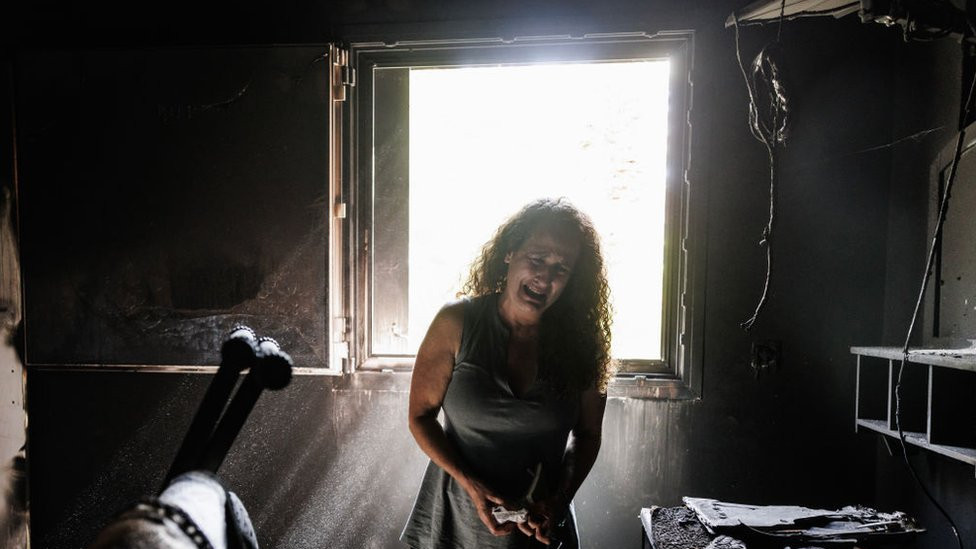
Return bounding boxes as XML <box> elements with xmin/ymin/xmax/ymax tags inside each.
<box><xmin>342</xmin><ymin>31</ymin><xmax>702</xmax><ymax>399</ymax></box>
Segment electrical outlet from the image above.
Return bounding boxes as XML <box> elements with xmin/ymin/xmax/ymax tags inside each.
<box><xmin>751</xmin><ymin>340</ymin><xmax>781</xmax><ymax>374</ymax></box>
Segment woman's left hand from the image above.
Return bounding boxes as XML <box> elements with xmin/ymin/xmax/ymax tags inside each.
<box><xmin>517</xmin><ymin>495</ymin><xmax>568</xmax><ymax>545</ymax></box>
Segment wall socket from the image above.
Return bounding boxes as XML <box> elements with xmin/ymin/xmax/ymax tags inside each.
<box><xmin>751</xmin><ymin>340</ymin><xmax>782</xmax><ymax>374</ymax></box>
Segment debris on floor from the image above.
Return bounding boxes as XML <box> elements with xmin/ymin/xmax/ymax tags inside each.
<box><xmin>641</xmin><ymin>498</ymin><xmax>923</xmax><ymax>548</ymax></box>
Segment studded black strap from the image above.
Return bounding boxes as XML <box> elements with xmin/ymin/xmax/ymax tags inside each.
<box><xmin>126</xmin><ymin>498</ymin><xmax>215</xmax><ymax>549</ymax></box>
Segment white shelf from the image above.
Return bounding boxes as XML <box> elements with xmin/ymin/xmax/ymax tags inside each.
<box><xmin>852</xmin><ymin>345</ymin><xmax>976</xmax><ymax>476</ymax></box>
<box><xmin>850</xmin><ymin>343</ymin><xmax>976</xmax><ymax>372</ymax></box>
<box><xmin>856</xmin><ymin>419</ymin><xmax>976</xmax><ymax>467</ymax></box>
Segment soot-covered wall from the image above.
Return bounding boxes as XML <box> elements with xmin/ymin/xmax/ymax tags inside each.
<box><xmin>876</xmin><ymin>35</ymin><xmax>976</xmax><ymax>549</ymax></box>
<box><xmin>10</xmin><ymin>1</ymin><xmax>961</xmax><ymax>547</ymax></box>
<box><xmin>16</xmin><ymin>47</ymin><xmax>330</xmax><ymax>367</ymax></box>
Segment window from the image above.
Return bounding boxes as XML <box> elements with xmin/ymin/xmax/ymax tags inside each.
<box><xmin>339</xmin><ymin>33</ymin><xmax>702</xmax><ymax>398</ymax></box>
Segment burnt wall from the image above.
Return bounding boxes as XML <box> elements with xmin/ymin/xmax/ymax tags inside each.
<box><xmin>15</xmin><ymin>47</ymin><xmax>330</xmax><ymax>367</ymax></box>
<box><xmin>875</xmin><ymin>35</ymin><xmax>976</xmax><ymax>549</ymax></box>
<box><xmin>7</xmin><ymin>1</ymin><xmax>937</xmax><ymax>548</ymax></box>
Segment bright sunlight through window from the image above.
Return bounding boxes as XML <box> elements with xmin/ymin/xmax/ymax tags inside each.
<box><xmin>406</xmin><ymin>61</ymin><xmax>671</xmax><ymax>361</ymax></box>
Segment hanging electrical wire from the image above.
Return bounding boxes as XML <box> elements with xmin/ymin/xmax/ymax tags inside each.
<box><xmin>733</xmin><ymin>0</ymin><xmax>790</xmax><ymax>331</ymax></box>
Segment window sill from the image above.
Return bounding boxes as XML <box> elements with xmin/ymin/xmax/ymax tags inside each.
<box><xmin>333</xmin><ymin>371</ymin><xmax>413</xmax><ymax>392</ymax></box>
<box><xmin>337</xmin><ymin>370</ymin><xmax>699</xmax><ymax>400</ymax></box>
<box><xmin>608</xmin><ymin>374</ymin><xmax>699</xmax><ymax>400</ymax></box>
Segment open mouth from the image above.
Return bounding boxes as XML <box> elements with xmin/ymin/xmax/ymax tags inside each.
<box><xmin>522</xmin><ymin>285</ymin><xmax>547</xmax><ymax>305</ymax></box>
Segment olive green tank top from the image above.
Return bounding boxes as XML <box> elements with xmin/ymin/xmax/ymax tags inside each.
<box><xmin>400</xmin><ymin>293</ymin><xmax>581</xmax><ymax>549</ymax></box>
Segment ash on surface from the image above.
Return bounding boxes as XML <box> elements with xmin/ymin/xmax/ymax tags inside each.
<box><xmin>648</xmin><ymin>506</ymin><xmax>713</xmax><ymax>549</ymax></box>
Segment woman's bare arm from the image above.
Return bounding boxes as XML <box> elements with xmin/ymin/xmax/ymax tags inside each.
<box><xmin>522</xmin><ymin>387</ymin><xmax>607</xmax><ymax>544</ymax></box>
<box><xmin>555</xmin><ymin>387</ymin><xmax>607</xmax><ymax>504</ymax></box>
<box><xmin>407</xmin><ymin>302</ymin><xmax>515</xmax><ymax>536</ymax></box>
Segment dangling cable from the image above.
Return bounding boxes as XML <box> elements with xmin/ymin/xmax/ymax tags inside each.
<box><xmin>776</xmin><ymin>0</ymin><xmax>786</xmax><ymax>42</ymax></box>
<box><xmin>891</xmin><ymin>34</ymin><xmax>976</xmax><ymax>549</ymax></box>
<box><xmin>733</xmin><ymin>0</ymin><xmax>790</xmax><ymax>330</ymax></box>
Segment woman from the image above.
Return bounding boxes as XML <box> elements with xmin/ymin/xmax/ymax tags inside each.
<box><xmin>401</xmin><ymin>199</ymin><xmax>614</xmax><ymax>548</ymax></box>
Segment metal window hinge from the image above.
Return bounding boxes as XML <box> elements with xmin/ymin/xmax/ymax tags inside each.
<box><xmin>333</xmin><ymin>316</ymin><xmax>350</xmax><ymax>342</ymax></box>
<box><xmin>331</xmin><ymin>47</ymin><xmax>356</xmax><ymax>102</ymax></box>
<box><xmin>341</xmin><ymin>65</ymin><xmax>356</xmax><ymax>88</ymax></box>
<box><xmin>331</xmin><ymin>316</ymin><xmax>352</xmax><ymax>372</ymax></box>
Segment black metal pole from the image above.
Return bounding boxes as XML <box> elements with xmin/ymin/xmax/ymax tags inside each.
<box><xmin>197</xmin><ymin>337</ymin><xmax>293</xmax><ymax>474</ymax></box>
<box><xmin>161</xmin><ymin>326</ymin><xmax>258</xmax><ymax>490</ymax></box>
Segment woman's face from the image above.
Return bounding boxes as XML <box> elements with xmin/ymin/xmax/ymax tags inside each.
<box><xmin>502</xmin><ymin>221</ymin><xmax>581</xmax><ymax>316</ymax></box>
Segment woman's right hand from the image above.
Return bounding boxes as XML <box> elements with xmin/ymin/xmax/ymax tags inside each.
<box><xmin>459</xmin><ymin>477</ymin><xmax>516</xmax><ymax>536</ymax></box>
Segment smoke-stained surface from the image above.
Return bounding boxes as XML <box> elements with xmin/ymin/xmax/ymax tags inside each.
<box><xmin>932</xmin><ymin>154</ymin><xmax>976</xmax><ymax>341</ymax></box>
<box><xmin>0</xmin><ymin>49</ymin><xmax>28</xmax><ymax>549</ymax></box>
<box><xmin>28</xmin><ymin>373</ymin><xmax>428</xmax><ymax>548</ymax></box>
<box><xmin>16</xmin><ymin>47</ymin><xmax>330</xmax><ymax>366</ymax></box>
<box><xmin>875</xmin><ymin>35</ymin><xmax>976</xmax><ymax>549</ymax></box>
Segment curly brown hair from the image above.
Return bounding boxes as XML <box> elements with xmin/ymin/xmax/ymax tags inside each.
<box><xmin>461</xmin><ymin>198</ymin><xmax>615</xmax><ymax>394</ymax></box>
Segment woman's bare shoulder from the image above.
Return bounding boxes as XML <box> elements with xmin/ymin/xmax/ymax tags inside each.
<box><xmin>435</xmin><ymin>299</ymin><xmax>467</xmax><ymax>329</ymax></box>
<box><xmin>419</xmin><ymin>299</ymin><xmax>469</xmax><ymax>355</ymax></box>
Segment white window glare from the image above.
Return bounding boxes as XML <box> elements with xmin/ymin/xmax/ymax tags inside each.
<box><xmin>406</xmin><ymin>60</ymin><xmax>671</xmax><ymax>361</ymax></box>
